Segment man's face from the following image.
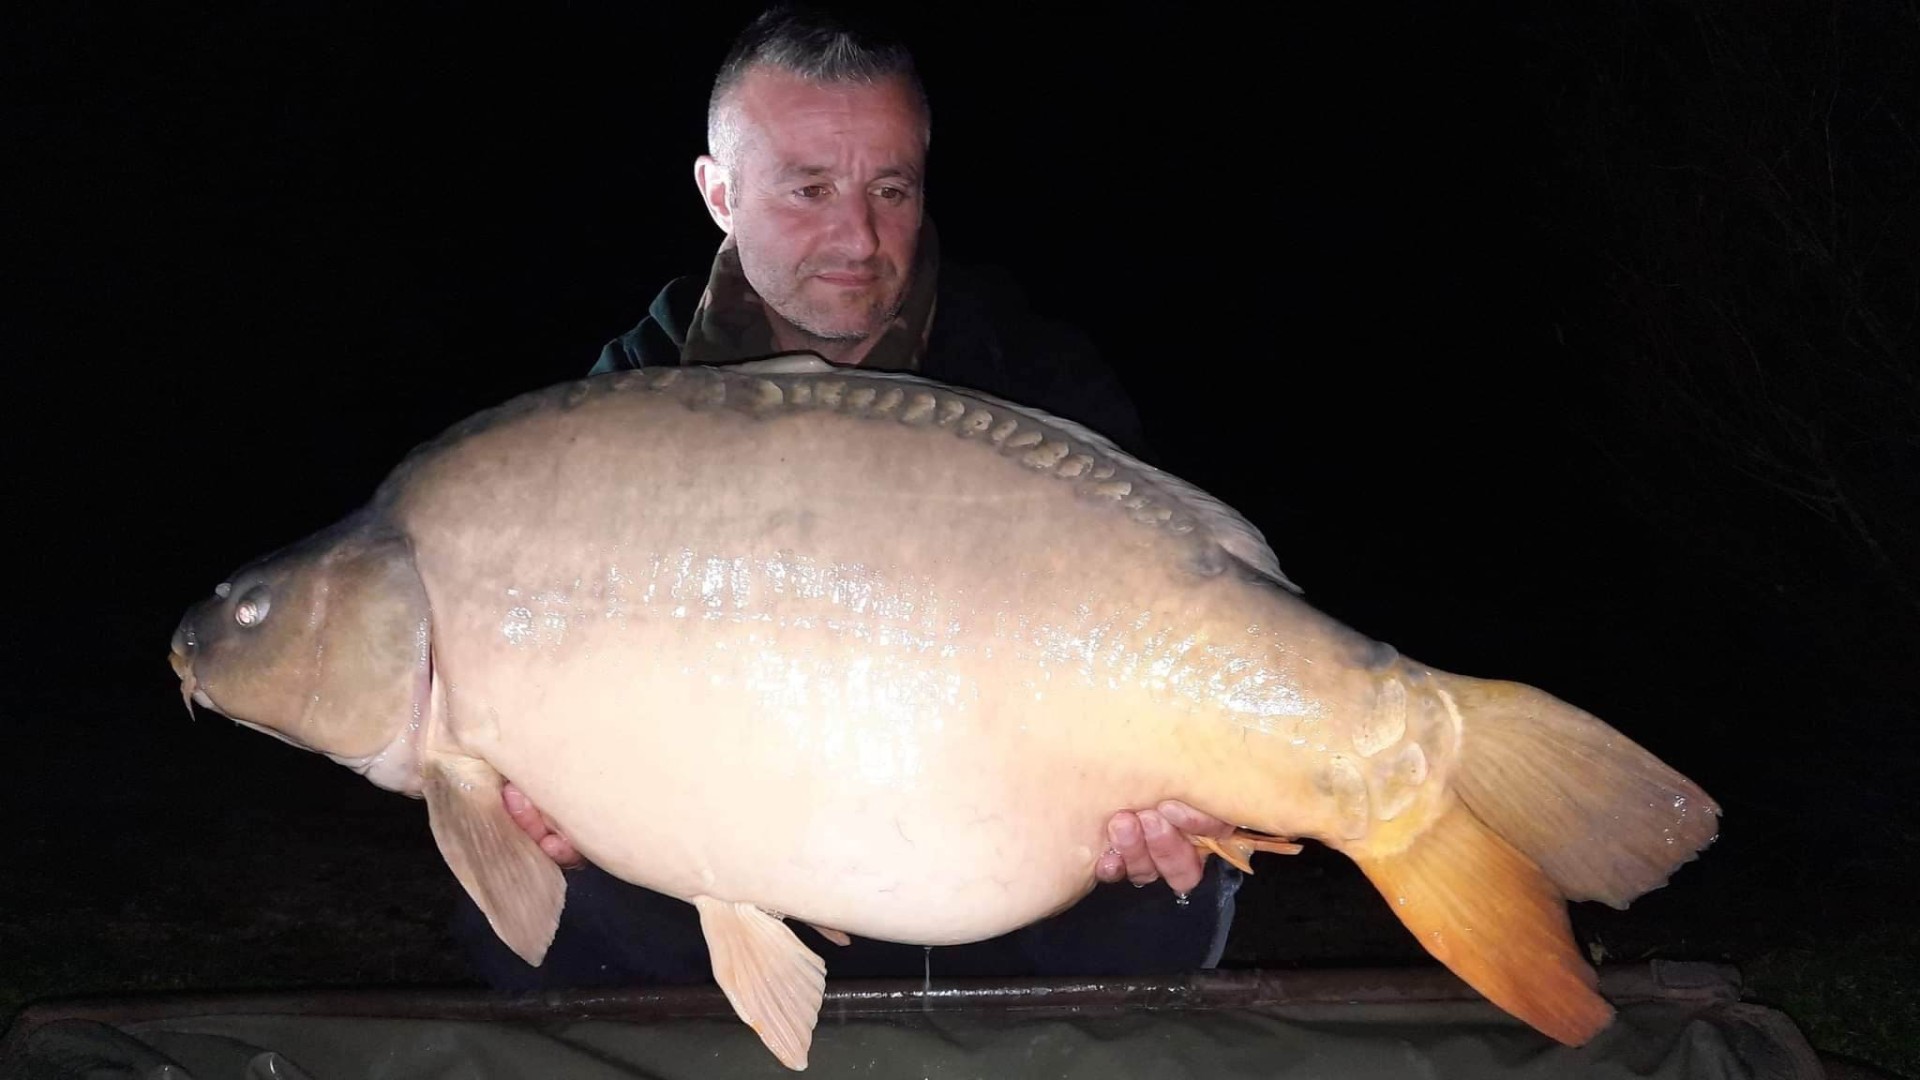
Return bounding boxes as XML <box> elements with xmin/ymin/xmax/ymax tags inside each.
<box><xmin>701</xmin><ymin>66</ymin><xmax>926</xmax><ymax>342</ymax></box>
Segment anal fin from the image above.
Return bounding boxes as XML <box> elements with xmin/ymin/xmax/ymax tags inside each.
<box><xmin>422</xmin><ymin>755</ymin><xmax>567</xmax><ymax>966</ymax></box>
<box><xmin>1192</xmin><ymin>830</ymin><xmax>1304</xmax><ymax>874</ymax></box>
<box><xmin>695</xmin><ymin>896</ymin><xmax>828</xmax><ymax>1071</ymax></box>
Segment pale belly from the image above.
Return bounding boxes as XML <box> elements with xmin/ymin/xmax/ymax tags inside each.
<box><xmin>440</xmin><ymin>615</ymin><xmax>1189</xmax><ymax>945</ymax></box>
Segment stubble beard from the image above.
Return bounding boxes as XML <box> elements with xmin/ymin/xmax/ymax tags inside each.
<box><xmin>757</xmin><ymin>259</ymin><xmax>911</xmax><ymax>345</ymax></box>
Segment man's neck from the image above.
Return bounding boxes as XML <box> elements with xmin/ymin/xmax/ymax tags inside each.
<box><xmin>767</xmin><ymin>313</ymin><xmax>881</xmax><ymax>367</ymax></box>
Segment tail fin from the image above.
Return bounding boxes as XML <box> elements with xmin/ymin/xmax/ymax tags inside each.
<box><xmin>1349</xmin><ymin>799</ymin><xmax>1614</xmax><ymax>1045</ymax></box>
<box><xmin>1347</xmin><ymin>672</ymin><xmax>1720</xmax><ymax>1046</ymax></box>
<box><xmin>1443</xmin><ymin>675</ymin><xmax>1720</xmax><ymax>908</ymax></box>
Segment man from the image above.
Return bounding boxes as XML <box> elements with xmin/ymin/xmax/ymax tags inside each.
<box><xmin>455</xmin><ymin>4</ymin><xmax>1243</xmax><ymax>989</ymax></box>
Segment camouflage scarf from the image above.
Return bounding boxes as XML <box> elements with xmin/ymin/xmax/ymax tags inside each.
<box><xmin>679</xmin><ymin>217</ymin><xmax>941</xmax><ymax>372</ymax></box>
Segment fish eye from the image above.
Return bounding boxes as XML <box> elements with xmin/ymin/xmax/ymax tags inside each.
<box><xmin>234</xmin><ymin>587</ymin><xmax>271</xmax><ymax>628</ymax></box>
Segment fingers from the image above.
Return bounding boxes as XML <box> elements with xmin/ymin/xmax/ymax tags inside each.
<box><xmin>1099</xmin><ymin>802</ymin><xmax>1228</xmax><ymax>895</ymax></box>
<box><xmin>1104</xmin><ymin>812</ymin><xmax>1160</xmax><ymax>886</ymax></box>
<box><xmin>501</xmin><ymin>782</ymin><xmax>585</xmax><ymax>869</ymax></box>
<box><xmin>501</xmin><ymin>782</ymin><xmax>543</xmax><ymax>837</ymax></box>
<box><xmin>1139</xmin><ymin>809</ymin><xmax>1206</xmax><ymax>895</ymax></box>
<box><xmin>537</xmin><ymin>832</ymin><xmax>583</xmax><ymax>868</ymax></box>
<box><xmin>1157</xmin><ymin>799</ymin><xmax>1235</xmax><ymax>843</ymax></box>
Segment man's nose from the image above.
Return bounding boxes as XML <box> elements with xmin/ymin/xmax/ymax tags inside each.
<box><xmin>827</xmin><ymin>194</ymin><xmax>880</xmax><ymax>259</ymax></box>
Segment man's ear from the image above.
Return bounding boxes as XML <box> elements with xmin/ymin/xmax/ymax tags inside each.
<box><xmin>695</xmin><ymin>155</ymin><xmax>733</xmax><ymax>235</ymax></box>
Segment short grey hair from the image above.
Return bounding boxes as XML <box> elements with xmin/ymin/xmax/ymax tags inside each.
<box><xmin>706</xmin><ymin>4</ymin><xmax>931</xmax><ymax>170</ymax></box>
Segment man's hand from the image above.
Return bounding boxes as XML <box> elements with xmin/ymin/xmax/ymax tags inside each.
<box><xmin>1097</xmin><ymin>801</ymin><xmax>1236</xmax><ymax>896</ymax></box>
<box><xmin>503</xmin><ymin>782</ymin><xmax>585</xmax><ymax>869</ymax></box>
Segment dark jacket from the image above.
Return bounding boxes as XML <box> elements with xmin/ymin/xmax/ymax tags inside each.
<box><xmin>591</xmin><ymin>262</ymin><xmax>1153</xmax><ymax>462</ymax></box>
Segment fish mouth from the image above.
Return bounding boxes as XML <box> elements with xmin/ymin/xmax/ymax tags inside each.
<box><xmin>169</xmin><ymin>645</ymin><xmax>201</xmax><ymax>719</ymax></box>
<box><xmin>167</xmin><ymin>641</ymin><xmax>304</xmax><ymax>748</ymax></box>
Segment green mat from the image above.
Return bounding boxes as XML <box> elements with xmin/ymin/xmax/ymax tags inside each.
<box><xmin>2</xmin><ymin>962</ymin><xmax>1828</xmax><ymax>1079</ymax></box>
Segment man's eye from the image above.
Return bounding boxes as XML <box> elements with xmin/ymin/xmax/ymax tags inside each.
<box><xmin>795</xmin><ymin>185</ymin><xmax>830</xmax><ymax>199</ymax></box>
<box><xmin>876</xmin><ymin>187</ymin><xmax>908</xmax><ymax>203</ymax></box>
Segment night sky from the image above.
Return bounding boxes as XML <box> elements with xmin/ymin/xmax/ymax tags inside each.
<box><xmin>7</xmin><ymin>0</ymin><xmax>1916</xmax><ymax>1061</ymax></box>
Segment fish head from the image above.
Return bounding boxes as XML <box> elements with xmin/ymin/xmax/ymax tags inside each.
<box><xmin>169</xmin><ymin>515</ymin><xmax>432</xmax><ymax>768</ymax></box>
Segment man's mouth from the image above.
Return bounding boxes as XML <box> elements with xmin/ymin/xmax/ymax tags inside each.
<box><xmin>815</xmin><ymin>271</ymin><xmax>877</xmax><ymax>286</ymax></box>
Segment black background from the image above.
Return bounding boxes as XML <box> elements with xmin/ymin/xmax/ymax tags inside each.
<box><xmin>6</xmin><ymin>0</ymin><xmax>1916</xmax><ymax>1044</ymax></box>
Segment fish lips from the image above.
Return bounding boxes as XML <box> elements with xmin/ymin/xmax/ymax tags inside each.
<box><xmin>168</xmin><ymin>604</ymin><xmax>242</xmax><ymax>723</ymax></box>
<box><xmin>169</xmin><ymin>635</ymin><xmax>323</xmax><ymax>755</ymax></box>
<box><xmin>168</xmin><ymin>617</ymin><xmax>205</xmax><ymax>719</ymax></box>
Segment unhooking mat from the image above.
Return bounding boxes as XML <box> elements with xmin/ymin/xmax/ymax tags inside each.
<box><xmin>1</xmin><ymin>961</ymin><xmax>1826</xmax><ymax>1079</ymax></box>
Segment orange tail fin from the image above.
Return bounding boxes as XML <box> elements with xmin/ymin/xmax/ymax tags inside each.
<box><xmin>1349</xmin><ymin>798</ymin><xmax>1613</xmax><ymax>1045</ymax></box>
<box><xmin>1348</xmin><ymin>672</ymin><xmax>1720</xmax><ymax>1046</ymax></box>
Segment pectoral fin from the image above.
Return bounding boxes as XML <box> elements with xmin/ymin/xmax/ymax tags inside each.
<box><xmin>422</xmin><ymin>755</ymin><xmax>567</xmax><ymax>966</ymax></box>
<box><xmin>694</xmin><ymin>896</ymin><xmax>827</xmax><ymax>1071</ymax></box>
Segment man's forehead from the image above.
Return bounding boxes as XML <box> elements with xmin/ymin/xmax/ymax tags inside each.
<box><xmin>726</xmin><ymin>65</ymin><xmax>926</xmax><ymax>168</ymax></box>
<box><xmin>769</xmin><ymin>161</ymin><xmax>921</xmax><ymax>186</ymax></box>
